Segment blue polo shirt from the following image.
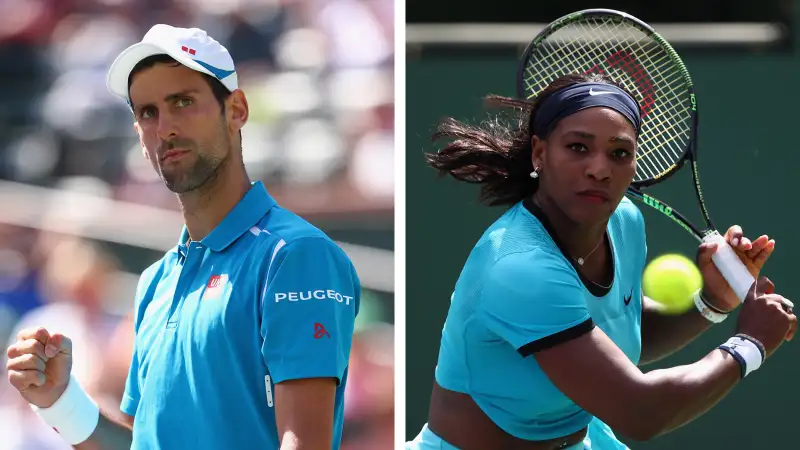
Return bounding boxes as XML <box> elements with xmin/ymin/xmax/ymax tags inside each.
<box><xmin>121</xmin><ymin>181</ymin><xmax>360</xmax><ymax>449</ymax></box>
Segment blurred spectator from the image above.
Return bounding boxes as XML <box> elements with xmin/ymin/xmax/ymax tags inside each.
<box><xmin>0</xmin><ymin>0</ymin><xmax>394</xmax><ymax>214</ymax></box>
<box><xmin>342</xmin><ymin>324</ymin><xmax>394</xmax><ymax>450</ymax></box>
<box><xmin>1</xmin><ymin>235</ymin><xmax>120</xmax><ymax>450</ymax></box>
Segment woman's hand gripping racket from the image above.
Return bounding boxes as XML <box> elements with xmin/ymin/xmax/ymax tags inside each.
<box><xmin>516</xmin><ymin>8</ymin><xmax>761</xmax><ymax>303</ymax></box>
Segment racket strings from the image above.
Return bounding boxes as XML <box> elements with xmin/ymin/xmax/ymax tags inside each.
<box><xmin>597</xmin><ymin>40</ymin><xmax>689</xmax><ymax>177</ymax></box>
<box><xmin>522</xmin><ymin>18</ymin><xmax>693</xmax><ymax>182</ymax></box>
<box><xmin>580</xmin><ymin>25</ymin><xmax>687</xmax><ymax>179</ymax></box>
<box><xmin>532</xmin><ymin>22</ymin><xmax>690</xmax><ymax>175</ymax></box>
<box><xmin>614</xmin><ymin>42</ymin><xmax>691</xmax><ymax>167</ymax></box>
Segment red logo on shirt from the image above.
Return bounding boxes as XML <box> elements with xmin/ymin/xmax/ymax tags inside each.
<box><xmin>204</xmin><ymin>274</ymin><xmax>229</xmax><ymax>300</ymax></box>
<box><xmin>314</xmin><ymin>323</ymin><xmax>330</xmax><ymax>339</ymax></box>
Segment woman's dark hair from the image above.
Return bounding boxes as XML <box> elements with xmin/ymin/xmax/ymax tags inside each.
<box><xmin>425</xmin><ymin>72</ymin><xmax>636</xmax><ymax>207</ymax></box>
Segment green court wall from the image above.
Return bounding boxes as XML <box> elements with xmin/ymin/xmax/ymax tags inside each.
<box><xmin>406</xmin><ymin>49</ymin><xmax>800</xmax><ymax>449</ymax></box>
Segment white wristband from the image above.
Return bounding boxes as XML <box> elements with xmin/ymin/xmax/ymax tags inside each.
<box><xmin>694</xmin><ymin>289</ymin><xmax>728</xmax><ymax>323</ymax></box>
<box><xmin>31</xmin><ymin>375</ymin><xmax>100</xmax><ymax>445</ymax></box>
<box><xmin>718</xmin><ymin>334</ymin><xmax>766</xmax><ymax>379</ymax></box>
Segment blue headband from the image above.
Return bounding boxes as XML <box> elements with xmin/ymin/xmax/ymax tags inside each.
<box><xmin>531</xmin><ymin>82</ymin><xmax>642</xmax><ymax>138</ymax></box>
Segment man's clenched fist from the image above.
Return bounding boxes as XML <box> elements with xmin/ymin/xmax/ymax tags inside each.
<box><xmin>6</xmin><ymin>327</ymin><xmax>73</xmax><ymax>408</ymax></box>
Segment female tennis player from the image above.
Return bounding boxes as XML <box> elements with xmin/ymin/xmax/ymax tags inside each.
<box><xmin>407</xmin><ymin>73</ymin><xmax>797</xmax><ymax>450</ymax></box>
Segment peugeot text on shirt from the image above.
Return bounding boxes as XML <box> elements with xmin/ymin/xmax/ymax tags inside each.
<box><xmin>274</xmin><ymin>289</ymin><xmax>355</xmax><ymax>305</ymax></box>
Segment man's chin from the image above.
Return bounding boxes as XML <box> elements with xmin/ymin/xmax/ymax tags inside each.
<box><xmin>163</xmin><ymin>176</ymin><xmax>199</xmax><ymax>194</ymax></box>
<box><xmin>159</xmin><ymin>156</ymin><xmax>225</xmax><ymax>194</ymax></box>
<box><xmin>162</xmin><ymin>171</ymin><xmax>218</xmax><ymax>194</ymax></box>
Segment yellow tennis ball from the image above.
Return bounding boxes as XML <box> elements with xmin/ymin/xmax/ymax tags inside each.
<box><xmin>642</xmin><ymin>253</ymin><xmax>703</xmax><ymax>314</ymax></box>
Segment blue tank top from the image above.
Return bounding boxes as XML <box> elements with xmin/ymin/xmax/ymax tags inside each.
<box><xmin>434</xmin><ymin>197</ymin><xmax>647</xmax><ymax>441</ymax></box>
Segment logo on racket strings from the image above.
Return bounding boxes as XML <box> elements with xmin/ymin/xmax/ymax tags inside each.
<box><xmin>584</xmin><ymin>50</ymin><xmax>656</xmax><ymax>116</ymax></box>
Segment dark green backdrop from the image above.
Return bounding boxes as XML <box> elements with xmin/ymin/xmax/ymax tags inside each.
<box><xmin>406</xmin><ymin>48</ymin><xmax>800</xmax><ymax>448</ymax></box>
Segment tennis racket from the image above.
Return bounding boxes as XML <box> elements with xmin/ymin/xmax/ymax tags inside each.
<box><xmin>516</xmin><ymin>9</ymin><xmax>755</xmax><ymax>302</ymax></box>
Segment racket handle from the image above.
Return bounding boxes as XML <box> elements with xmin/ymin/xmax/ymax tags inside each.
<box><xmin>702</xmin><ymin>231</ymin><xmax>754</xmax><ymax>303</ymax></box>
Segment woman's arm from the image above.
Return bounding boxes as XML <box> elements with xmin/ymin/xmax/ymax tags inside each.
<box><xmin>639</xmin><ymin>226</ymin><xmax>773</xmax><ymax>365</ymax></box>
<box><xmin>639</xmin><ymin>295</ymin><xmax>713</xmax><ymax>365</ymax></box>
<box><xmin>534</xmin><ymin>286</ymin><xmax>794</xmax><ymax>442</ymax></box>
<box><xmin>535</xmin><ymin>324</ymin><xmax>738</xmax><ymax>442</ymax></box>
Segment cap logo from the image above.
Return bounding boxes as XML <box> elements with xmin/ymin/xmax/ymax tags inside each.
<box><xmin>181</xmin><ymin>46</ymin><xmax>196</xmax><ymax>56</ymax></box>
<box><xmin>193</xmin><ymin>60</ymin><xmax>236</xmax><ymax>80</ymax></box>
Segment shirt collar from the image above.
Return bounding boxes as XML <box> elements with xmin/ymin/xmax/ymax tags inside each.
<box><xmin>176</xmin><ymin>181</ymin><xmax>277</xmax><ymax>253</ymax></box>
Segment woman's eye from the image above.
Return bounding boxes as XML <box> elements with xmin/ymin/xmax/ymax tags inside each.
<box><xmin>567</xmin><ymin>143</ymin><xmax>588</xmax><ymax>153</ymax></box>
<box><xmin>613</xmin><ymin>148</ymin><xmax>632</xmax><ymax>159</ymax></box>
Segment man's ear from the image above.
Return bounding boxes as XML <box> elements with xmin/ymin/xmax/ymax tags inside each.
<box><xmin>225</xmin><ymin>89</ymin><xmax>249</xmax><ymax>135</ymax></box>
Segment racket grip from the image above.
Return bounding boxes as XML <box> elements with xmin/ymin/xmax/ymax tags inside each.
<box><xmin>702</xmin><ymin>231</ymin><xmax>754</xmax><ymax>303</ymax></box>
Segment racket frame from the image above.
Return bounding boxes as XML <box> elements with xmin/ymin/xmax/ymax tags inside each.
<box><xmin>515</xmin><ymin>8</ymin><xmax>758</xmax><ymax>302</ymax></box>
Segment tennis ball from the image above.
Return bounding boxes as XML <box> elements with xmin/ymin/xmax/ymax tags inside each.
<box><xmin>642</xmin><ymin>253</ymin><xmax>703</xmax><ymax>315</ymax></box>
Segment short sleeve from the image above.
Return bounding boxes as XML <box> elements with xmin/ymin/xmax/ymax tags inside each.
<box><xmin>260</xmin><ymin>237</ymin><xmax>359</xmax><ymax>384</ymax></box>
<box><xmin>120</xmin><ymin>350</ymin><xmax>140</xmax><ymax>416</ymax></box>
<box><xmin>480</xmin><ymin>250</ymin><xmax>594</xmax><ymax>357</ymax></box>
<box><xmin>120</xmin><ymin>268</ymin><xmax>155</xmax><ymax>417</ymax></box>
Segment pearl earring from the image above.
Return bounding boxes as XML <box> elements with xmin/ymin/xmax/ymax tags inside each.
<box><xmin>530</xmin><ymin>167</ymin><xmax>540</xmax><ymax>179</ymax></box>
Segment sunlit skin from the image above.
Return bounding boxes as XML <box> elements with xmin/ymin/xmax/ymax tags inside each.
<box><xmin>128</xmin><ymin>63</ymin><xmax>339</xmax><ymax>449</ymax></box>
<box><xmin>531</xmin><ymin>107</ymin><xmax>637</xmax><ymax>268</ymax></box>
<box><xmin>128</xmin><ymin>62</ymin><xmax>251</xmax><ymax>241</ymax></box>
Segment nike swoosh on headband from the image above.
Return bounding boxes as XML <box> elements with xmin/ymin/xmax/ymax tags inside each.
<box><xmin>588</xmin><ymin>88</ymin><xmax>616</xmax><ymax>96</ymax></box>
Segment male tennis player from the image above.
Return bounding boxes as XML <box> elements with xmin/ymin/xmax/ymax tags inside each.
<box><xmin>6</xmin><ymin>24</ymin><xmax>360</xmax><ymax>449</ymax></box>
<box><xmin>408</xmin><ymin>73</ymin><xmax>796</xmax><ymax>450</ymax></box>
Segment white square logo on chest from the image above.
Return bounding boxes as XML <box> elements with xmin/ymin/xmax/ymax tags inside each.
<box><xmin>204</xmin><ymin>274</ymin><xmax>229</xmax><ymax>300</ymax></box>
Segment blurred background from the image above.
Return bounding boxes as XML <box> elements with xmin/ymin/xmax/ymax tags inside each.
<box><xmin>0</xmin><ymin>0</ymin><xmax>394</xmax><ymax>449</ymax></box>
<box><xmin>406</xmin><ymin>1</ymin><xmax>800</xmax><ymax>449</ymax></box>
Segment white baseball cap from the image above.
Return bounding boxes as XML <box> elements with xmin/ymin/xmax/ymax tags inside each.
<box><xmin>107</xmin><ymin>24</ymin><xmax>238</xmax><ymax>102</ymax></box>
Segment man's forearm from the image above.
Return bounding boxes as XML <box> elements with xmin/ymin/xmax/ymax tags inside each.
<box><xmin>639</xmin><ymin>296</ymin><xmax>714</xmax><ymax>365</ymax></box>
<box><xmin>73</xmin><ymin>410</ymin><xmax>133</xmax><ymax>450</ymax></box>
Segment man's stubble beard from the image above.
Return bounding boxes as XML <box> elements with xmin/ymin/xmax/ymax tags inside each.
<box><xmin>162</xmin><ymin>128</ymin><xmax>232</xmax><ymax>194</ymax></box>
